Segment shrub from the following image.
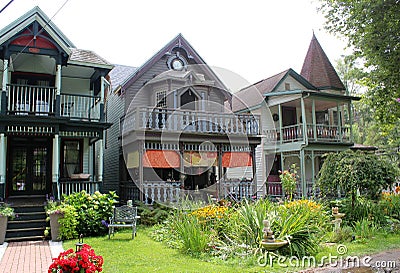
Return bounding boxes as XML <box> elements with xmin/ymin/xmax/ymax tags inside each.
<box><xmin>62</xmin><ymin>191</ymin><xmax>118</xmax><ymax>237</ymax></box>
<box><xmin>58</xmin><ymin>204</ymin><xmax>79</xmax><ymax>240</ymax></box>
<box><xmin>279</xmin><ymin>163</ymin><xmax>298</xmax><ymax>201</ymax></box>
<box><xmin>226</xmin><ymin>199</ymin><xmax>271</xmax><ymax>248</ymax></box>
<box><xmin>0</xmin><ymin>203</ymin><xmax>14</xmax><ymax>218</ymax></box>
<box><xmin>135</xmin><ymin>202</ymin><xmax>173</xmax><ymax>226</ymax></box>
<box><xmin>273</xmin><ymin>200</ymin><xmax>329</xmax><ymax>257</ymax></box>
<box><xmin>172</xmin><ymin>212</ymin><xmax>211</xmax><ymax>255</ymax></box>
<box><xmin>353</xmin><ymin>218</ymin><xmax>378</xmax><ymax>240</ymax></box>
<box><xmin>339</xmin><ymin>196</ymin><xmax>386</xmax><ymax>226</ymax></box>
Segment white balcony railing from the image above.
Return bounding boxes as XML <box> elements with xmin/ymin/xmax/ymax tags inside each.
<box><xmin>264</xmin><ymin>124</ymin><xmax>351</xmax><ymax>144</ymax></box>
<box><xmin>7</xmin><ymin>84</ymin><xmax>56</xmax><ymax>115</ymax></box>
<box><xmin>121</xmin><ymin>107</ymin><xmax>260</xmax><ymax>136</ymax></box>
<box><xmin>60</xmin><ymin>93</ymin><xmax>100</xmax><ymax>121</ymax></box>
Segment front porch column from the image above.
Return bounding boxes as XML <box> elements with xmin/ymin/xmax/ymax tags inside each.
<box><xmin>1</xmin><ymin>59</ymin><xmax>9</xmax><ymax>114</ymax></box>
<box><xmin>251</xmin><ymin>145</ymin><xmax>257</xmax><ymax>197</ymax></box>
<box><xmin>138</xmin><ymin>142</ymin><xmax>144</xmax><ymax>202</ymax></box>
<box><xmin>52</xmin><ymin>134</ymin><xmax>60</xmax><ymax>199</ymax></box>
<box><xmin>55</xmin><ymin>64</ymin><xmax>61</xmax><ymax>116</ymax></box>
<box><xmin>217</xmin><ymin>145</ymin><xmax>223</xmax><ymax>200</ymax></box>
<box><xmin>97</xmin><ymin>138</ymin><xmax>104</xmax><ymax>183</ymax></box>
<box><xmin>300</xmin><ymin>149</ymin><xmax>306</xmax><ymax>198</ymax></box>
<box><xmin>0</xmin><ymin>134</ymin><xmax>6</xmax><ymax>199</ymax></box>
<box><xmin>311</xmin><ymin>150</ymin><xmax>316</xmax><ymax>197</ymax></box>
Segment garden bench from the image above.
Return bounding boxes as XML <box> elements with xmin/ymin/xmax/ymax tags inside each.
<box><xmin>108</xmin><ymin>205</ymin><xmax>140</xmax><ymax>239</ymax></box>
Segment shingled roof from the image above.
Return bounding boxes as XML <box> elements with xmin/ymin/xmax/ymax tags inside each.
<box><xmin>300</xmin><ymin>34</ymin><xmax>345</xmax><ymax>91</ymax></box>
<box><xmin>69</xmin><ymin>48</ymin><xmax>113</xmax><ymax>68</ymax></box>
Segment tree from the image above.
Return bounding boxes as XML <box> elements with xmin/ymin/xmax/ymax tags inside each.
<box><xmin>318</xmin><ymin>150</ymin><xmax>399</xmax><ymax>207</ymax></box>
<box><xmin>318</xmin><ymin>0</ymin><xmax>400</xmax><ymax>140</ymax></box>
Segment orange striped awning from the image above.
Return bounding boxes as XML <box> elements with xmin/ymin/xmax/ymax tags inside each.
<box><xmin>222</xmin><ymin>152</ymin><xmax>252</xmax><ymax>168</ymax></box>
<box><xmin>143</xmin><ymin>150</ymin><xmax>180</xmax><ymax>168</ymax></box>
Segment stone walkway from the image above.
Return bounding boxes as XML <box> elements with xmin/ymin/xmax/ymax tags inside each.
<box><xmin>0</xmin><ymin>241</ymin><xmax>63</xmax><ymax>273</ymax></box>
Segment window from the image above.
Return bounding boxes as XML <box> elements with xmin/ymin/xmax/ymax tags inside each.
<box><xmin>156</xmin><ymin>91</ymin><xmax>167</xmax><ymax>108</ymax></box>
<box><xmin>285</xmin><ymin>83</ymin><xmax>291</xmax><ymax>91</ymax></box>
<box><xmin>61</xmin><ymin>140</ymin><xmax>83</xmax><ymax>178</ymax></box>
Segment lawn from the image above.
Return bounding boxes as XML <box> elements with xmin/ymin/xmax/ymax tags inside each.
<box><xmin>63</xmin><ymin>228</ymin><xmax>400</xmax><ymax>273</ymax></box>
<box><xmin>63</xmin><ymin>228</ymin><xmax>263</xmax><ymax>273</ymax></box>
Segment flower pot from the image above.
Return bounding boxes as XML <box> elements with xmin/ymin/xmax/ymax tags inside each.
<box><xmin>49</xmin><ymin>213</ymin><xmax>63</xmax><ymax>242</ymax></box>
<box><xmin>0</xmin><ymin>215</ymin><xmax>7</xmax><ymax>245</ymax></box>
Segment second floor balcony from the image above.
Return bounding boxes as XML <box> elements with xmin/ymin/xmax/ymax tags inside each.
<box><xmin>264</xmin><ymin>123</ymin><xmax>351</xmax><ymax>144</ymax></box>
<box><xmin>4</xmin><ymin>84</ymin><xmax>101</xmax><ymax>121</ymax></box>
<box><xmin>121</xmin><ymin>107</ymin><xmax>261</xmax><ymax>136</ymax></box>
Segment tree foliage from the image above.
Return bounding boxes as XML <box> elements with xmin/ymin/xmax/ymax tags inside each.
<box><xmin>318</xmin><ymin>150</ymin><xmax>399</xmax><ymax>203</ymax></box>
<box><xmin>318</xmin><ymin>0</ymin><xmax>400</xmax><ymax>140</ymax></box>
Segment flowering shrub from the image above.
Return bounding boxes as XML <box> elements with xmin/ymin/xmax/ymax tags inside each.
<box><xmin>48</xmin><ymin>244</ymin><xmax>103</xmax><ymax>273</ymax></box>
<box><xmin>284</xmin><ymin>199</ymin><xmax>322</xmax><ymax>212</ymax></box>
<box><xmin>190</xmin><ymin>204</ymin><xmax>228</xmax><ymax>221</ymax></box>
<box><xmin>279</xmin><ymin>163</ymin><xmax>298</xmax><ymax>201</ymax></box>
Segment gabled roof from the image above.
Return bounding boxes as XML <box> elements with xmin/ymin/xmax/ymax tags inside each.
<box><xmin>300</xmin><ymin>34</ymin><xmax>345</xmax><ymax>91</ymax></box>
<box><xmin>0</xmin><ymin>6</ymin><xmax>113</xmax><ymax>70</ymax></box>
<box><xmin>121</xmin><ymin>33</ymin><xmax>227</xmax><ymax>92</ymax></box>
<box><xmin>232</xmin><ymin>68</ymin><xmax>316</xmax><ymax>112</ymax></box>
<box><xmin>69</xmin><ymin>48</ymin><xmax>113</xmax><ymax>69</ymax></box>
<box><xmin>108</xmin><ymin>64</ymin><xmax>138</xmax><ymax>93</ymax></box>
<box><xmin>0</xmin><ymin>6</ymin><xmax>74</xmax><ymax>54</ymax></box>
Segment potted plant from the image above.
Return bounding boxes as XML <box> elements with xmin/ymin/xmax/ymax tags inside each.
<box><xmin>0</xmin><ymin>203</ymin><xmax>14</xmax><ymax>244</ymax></box>
<box><xmin>45</xmin><ymin>198</ymin><xmax>64</xmax><ymax>241</ymax></box>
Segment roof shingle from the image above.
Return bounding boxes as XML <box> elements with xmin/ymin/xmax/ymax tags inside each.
<box><xmin>300</xmin><ymin>34</ymin><xmax>345</xmax><ymax>90</ymax></box>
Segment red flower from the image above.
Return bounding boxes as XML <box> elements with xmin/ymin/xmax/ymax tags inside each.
<box><xmin>48</xmin><ymin>244</ymin><xmax>103</xmax><ymax>273</ymax></box>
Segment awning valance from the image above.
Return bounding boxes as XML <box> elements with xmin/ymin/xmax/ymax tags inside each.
<box><xmin>222</xmin><ymin>152</ymin><xmax>252</xmax><ymax>168</ymax></box>
<box><xmin>143</xmin><ymin>150</ymin><xmax>180</xmax><ymax>168</ymax></box>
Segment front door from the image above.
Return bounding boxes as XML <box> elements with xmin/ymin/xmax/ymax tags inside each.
<box><xmin>8</xmin><ymin>137</ymin><xmax>51</xmax><ymax>196</ymax></box>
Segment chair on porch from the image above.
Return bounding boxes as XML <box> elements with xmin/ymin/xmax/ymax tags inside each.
<box><xmin>108</xmin><ymin>205</ymin><xmax>140</xmax><ymax>239</ymax></box>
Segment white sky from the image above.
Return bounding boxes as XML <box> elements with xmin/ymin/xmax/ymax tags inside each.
<box><xmin>0</xmin><ymin>0</ymin><xmax>349</xmax><ymax>88</ymax></box>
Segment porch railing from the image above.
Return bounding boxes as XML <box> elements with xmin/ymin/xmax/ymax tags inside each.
<box><xmin>264</xmin><ymin>124</ymin><xmax>351</xmax><ymax>143</ymax></box>
<box><xmin>60</xmin><ymin>93</ymin><xmax>100</xmax><ymax>121</ymax></box>
<box><xmin>221</xmin><ymin>180</ymin><xmax>254</xmax><ymax>200</ymax></box>
<box><xmin>6</xmin><ymin>84</ymin><xmax>101</xmax><ymax>121</ymax></box>
<box><xmin>121</xmin><ymin>107</ymin><xmax>260</xmax><ymax>136</ymax></box>
<box><xmin>7</xmin><ymin>84</ymin><xmax>56</xmax><ymax>115</ymax></box>
<box><xmin>59</xmin><ymin>180</ymin><xmax>102</xmax><ymax>196</ymax></box>
<box><xmin>142</xmin><ymin>181</ymin><xmax>181</xmax><ymax>205</ymax></box>
<box><xmin>306</xmin><ymin>124</ymin><xmax>351</xmax><ymax>142</ymax></box>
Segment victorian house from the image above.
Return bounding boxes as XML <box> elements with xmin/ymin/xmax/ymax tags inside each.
<box><xmin>105</xmin><ymin>34</ymin><xmax>261</xmax><ymax>204</ymax></box>
<box><xmin>0</xmin><ymin>7</ymin><xmax>112</xmax><ymax>240</ymax></box>
<box><xmin>234</xmin><ymin>34</ymin><xmax>360</xmax><ymax>198</ymax></box>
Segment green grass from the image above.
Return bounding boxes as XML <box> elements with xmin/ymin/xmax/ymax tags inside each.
<box><xmin>63</xmin><ymin>228</ymin><xmax>400</xmax><ymax>273</ymax></box>
<box><xmin>63</xmin><ymin>228</ymin><xmax>263</xmax><ymax>273</ymax></box>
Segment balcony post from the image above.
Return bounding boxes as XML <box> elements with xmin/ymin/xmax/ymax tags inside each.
<box><xmin>1</xmin><ymin>59</ymin><xmax>8</xmax><ymax>115</ymax></box>
<box><xmin>301</xmin><ymin>97</ymin><xmax>307</xmax><ymax>144</ymax></box>
<box><xmin>0</xmin><ymin>133</ymin><xmax>6</xmax><ymax>200</ymax></box>
<box><xmin>55</xmin><ymin>64</ymin><xmax>61</xmax><ymax>117</ymax></box>
<box><xmin>337</xmin><ymin>102</ymin><xmax>342</xmax><ymax>141</ymax></box>
<box><xmin>300</xmin><ymin>149</ymin><xmax>306</xmax><ymax>198</ymax></box>
<box><xmin>100</xmin><ymin>76</ymin><xmax>107</xmax><ymax>122</ymax></box>
<box><xmin>52</xmin><ymin>134</ymin><xmax>60</xmax><ymax>199</ymax></box>
<box><xmin>278</xmin><ymin>104</ymin><xmax>283</xmax><ymax>144</ymax></box>
<box><xmin>312</xmin><ymin>99</ymin><xmax>317</xmax><ymax>141</ymax></box>
<box><xmin>348</xmin><ymin>101</ymin><xmax>353</xmax><ymax>142</ymax></box>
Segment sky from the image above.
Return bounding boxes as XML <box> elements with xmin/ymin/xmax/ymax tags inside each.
<box><xmin>0</xmin><ymin>0</ymin><xmax>350</xmax><ymax>89</ymax></box>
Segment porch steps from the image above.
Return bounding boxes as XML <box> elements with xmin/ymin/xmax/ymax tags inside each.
<box><xmin>5</xmin><ymin>197</ymin><xmax>47</xmax><ymax>242</ymax></box>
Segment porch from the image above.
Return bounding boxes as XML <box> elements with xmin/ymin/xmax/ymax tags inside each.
<box><xmin>4</xmin><ymin>84</ymin><xmax>101</xmax><ymax>121</ymax></box>
<box><xmin>119</xmin><ymin>179</ymin><xmax>255</xmax><ymax>205</ymax></box>
<box><xmin>121</xmin><ymin>107</ymin><xmax>260</xmax><ymax>136</ymax></box>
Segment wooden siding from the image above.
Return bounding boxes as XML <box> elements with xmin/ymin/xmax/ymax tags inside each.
<box><xmin>103</xmin><ymin>90</ymin><xmax>125</xmax><ymax>192</ymax></box>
